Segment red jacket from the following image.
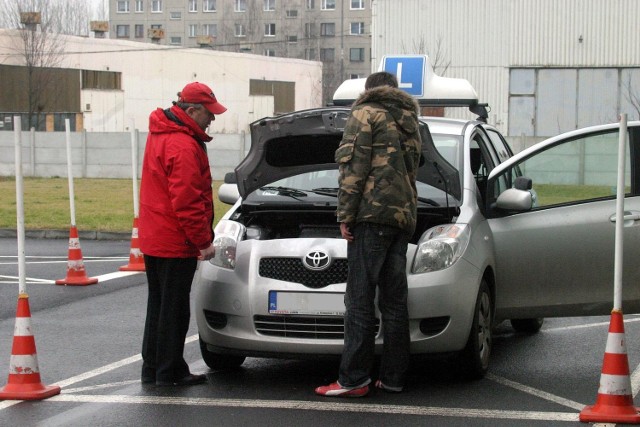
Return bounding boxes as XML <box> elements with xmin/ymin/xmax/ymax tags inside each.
<box><xmin>138</xmin><ymin>106</ymin><xmax>214</xmax><ymax>258</ymax></box>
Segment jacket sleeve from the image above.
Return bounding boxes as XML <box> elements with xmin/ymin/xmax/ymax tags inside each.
<box><xmin>335</xmin><ymin>106</ymin><xmax>373</xmax><ymax>224</ymax></box>
<box><xmin>166</xmin><ymin>144</ymin><xmax>213</xmax><ymax>250</ymax></box>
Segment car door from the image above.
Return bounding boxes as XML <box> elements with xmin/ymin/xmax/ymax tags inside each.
<box><xmin>485</xmin><ymin>123</ymin><xmax>640</xmax><ymax>319</ymax></box>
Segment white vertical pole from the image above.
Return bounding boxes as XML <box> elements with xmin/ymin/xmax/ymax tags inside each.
<box><xmin>129</xmin><ymin>119</ymin><xmax>139</xmax><ymax>217</ymax></box>
<box><xmin>14</xmin><ymin>117</ymin><xmax>27</xmax><ymax>296</ymax></box>
<box><xmin>613</xmin><ymin>114</ymin><xmax>627</xmax><ymax>311</ymax></box>
<box><xmin>64</xmin><ymin>118</ymin><xmax>77</xmax><ymax>226</ymax></box>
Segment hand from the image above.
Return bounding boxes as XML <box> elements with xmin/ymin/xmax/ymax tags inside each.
<box><xmin>340</xmin><ymin>222</ymin><xmax>354</xmax><ymax>242</ymax></box>
<box><xmin>198</xmin><ymin>244</ymin><xmax>216</xmax><ymax>261</ymax></box>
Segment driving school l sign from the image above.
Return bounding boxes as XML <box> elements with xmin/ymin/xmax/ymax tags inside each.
<box><xmin>380</xmin><ymin>55</ymin><xmax>427</xmax><ymax>97</ymax></box>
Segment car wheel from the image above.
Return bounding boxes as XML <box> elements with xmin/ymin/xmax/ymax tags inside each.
<box><xmin>460</xmin><ymin>279</ymin><xmax>492</xmax><ymax>380</ymax></box>
<box><xmin>510</xmin><ymin>318</ymin><xmax>544</xmax><ymax>334</ymax></box>
<box><xmin>199</xmin><ymin>336</ymin><xmax>246</xmax><ymax>370</ymax></box>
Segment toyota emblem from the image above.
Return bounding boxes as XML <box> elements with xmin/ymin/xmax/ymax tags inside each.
<box><xmin>303</xmin><ymin>250</ymin><xmax>331</xmax><ymax>271</ymax></box>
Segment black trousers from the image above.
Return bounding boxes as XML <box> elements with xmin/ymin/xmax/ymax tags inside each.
<box><xmin>141</xmin><ymin>255</ymin><xmax>197</xmax><ymax>383</ymax></box>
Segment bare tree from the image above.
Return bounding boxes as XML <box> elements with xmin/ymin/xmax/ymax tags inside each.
<box><xmin>401</xmin><ymin>35</ymin><xmax>451</xmax><ymax>76</ymax></box>
<box><xmin>623</xmin><ymin>74</ymin><xmax>640</xmax><ymax>120</ymax></box>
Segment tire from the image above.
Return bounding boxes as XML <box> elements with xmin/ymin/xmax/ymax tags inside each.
<box><xmin>510</xmin><ymin>318</ymin><xmax>544</xmax><ymax>334</ymax></box>
<box><xmin>459</xmin><ymin>279</ymin><xmax>493</xmax><ymax>380</ymax></box>
<box><xmin>199</xmin><ymin>336</ymin><xmax>246</xmax><ymax>370</ymax></box>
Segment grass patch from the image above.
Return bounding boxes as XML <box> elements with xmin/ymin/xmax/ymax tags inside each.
<box><xmin>0</xmin><ymin>177</ymin><xmax>231</xmax><ymax>232</ymax></box>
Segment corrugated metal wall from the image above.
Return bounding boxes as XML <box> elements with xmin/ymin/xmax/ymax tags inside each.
<box><xmin>371</xmin><ymin>0</ymin><xmax>640</xmax><ymax>134</ymax></box>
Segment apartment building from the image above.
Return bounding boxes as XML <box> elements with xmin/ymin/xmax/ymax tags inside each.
<box><xmin>109</xmin><ymin>0</ymin><xmax>372</xmax><ymax>104</ymax></box>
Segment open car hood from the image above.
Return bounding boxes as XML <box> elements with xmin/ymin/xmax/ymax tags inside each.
<box><xmin>235</xmin><ymin>107</ymin><xmax>461</xmax><ymax>200</ymax></box>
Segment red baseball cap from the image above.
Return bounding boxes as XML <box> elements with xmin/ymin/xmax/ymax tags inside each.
<box><xmin>178</xmin><ymin>82</ymin><xmax>227</xmax><ymax>115</ymax></box>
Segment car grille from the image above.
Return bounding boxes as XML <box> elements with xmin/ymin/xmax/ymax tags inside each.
<box><xmin>259</xmin><ymin>257</ymin><xmax>348</xmax><ymax>289</ymax></box>
<box><xmin>254</xmin><ymin>315</ymin><xmax>380</xmax><ymax>340</ymax></box>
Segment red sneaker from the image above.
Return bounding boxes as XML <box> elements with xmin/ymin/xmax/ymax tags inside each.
<box><xmin>315</xmin><ymin>381</ymin><xmax>369</xmax><ymax>397</ymax></box>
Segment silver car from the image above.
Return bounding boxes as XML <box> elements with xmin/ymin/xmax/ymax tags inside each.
<box><xmin>195</xmin><ymin>105</ymin><xmax>640</xmax><ymax>379</ymax></box>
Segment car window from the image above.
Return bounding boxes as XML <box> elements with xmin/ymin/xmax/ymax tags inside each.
<box><xmin>485</xmin><ymin>129</ymin><xmax>512</xmax><ymax>163</ymax></box>
<box><xmin>491</xmin><ymin>128</ymin><xmax>632</xmax><ymax>209</ymax></box>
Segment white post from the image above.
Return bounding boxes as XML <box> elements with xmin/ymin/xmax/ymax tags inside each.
<box><xmin>613</xmin><ymin>114</ymin><xmax>627</xmax><ymax>311</ymax></box>
<box><xmin>129</xmin><ymin>119</ymin><xmax>139</xmax><ymax>217</ymax></box>
<box><xmin>65</xmin><ymin>119</ymin><xmax>77</xmax><ymax>226</ymax></box>
<box><xmin>14</xmin><ymin>117</ymin><xmax>27</xmax><ymax>296</ymax></box>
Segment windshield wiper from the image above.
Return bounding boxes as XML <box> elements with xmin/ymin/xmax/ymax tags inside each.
<box><xmin>310</xmin><ymin>187</ymin><xmax>339</xmax><ymax>197</ymax></box>
<box><xmin>260</xmin><ymin>186</ymin><xmax>308</xmax><ymax>200</ymax></box>
<box><xmin>417</xmin><ymin>196</ymin><xmax>440</xmax><ymax>207</ymax></box>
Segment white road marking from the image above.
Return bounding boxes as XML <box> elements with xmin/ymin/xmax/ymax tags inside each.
<box><xmin>486</xmin><ymin>373</ymin><xmax>585</xmax><ymax>410</ymax></box>
<box><xmin>0</xmin><ymin>271</ymin><xmax>142</xmax><ymax>285</ymax></box>
<box><xmin>44</xmin><ymin>394</ymin><xmax>581</xmax><ymax>422</ymax></box>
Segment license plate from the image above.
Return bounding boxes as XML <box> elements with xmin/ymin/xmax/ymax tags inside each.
<box><xmin>269</xmin><ymin>291</ymin><xmax>345</xmax><ymax>316</ymax></box>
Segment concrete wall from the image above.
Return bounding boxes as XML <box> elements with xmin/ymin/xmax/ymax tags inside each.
<box><xmin>0</xmin><ymin>129</ymin><xmax>247</xmax><ymax>181</ymax></box>
<box><xmin>0</xmin><ymin>130</ymin><xmax>541</xmax><ymax>180</ymax></box>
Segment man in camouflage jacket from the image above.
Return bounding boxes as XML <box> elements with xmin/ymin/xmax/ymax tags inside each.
<box><xmin>316</xmin><ymin>71</ymin><xmax>422</xmax><ymax>397</ymax></box>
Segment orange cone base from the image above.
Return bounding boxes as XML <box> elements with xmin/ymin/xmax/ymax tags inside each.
<box><xmin>119</xmin><ymin>262</ymin><xmax>145</xmax><ymax>272</ymax></box>
<box><xmin>0</xmin><ymin>381</ymin><xmax>61</xmax><ymax>401</ymax></box>
<box><xmin>580</xmin><ymin>402</ymin><xmax>640</xmax><ymax>424</ymax></box>
<box><xmin>55</xmin><ymin>277</ymin><xmax>98</xmax><ymax>286</ymax></box>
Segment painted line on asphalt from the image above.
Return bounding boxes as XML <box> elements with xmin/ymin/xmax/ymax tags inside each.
<box><xmin>0</xmin><ymin>271</ymin><xmax>142</xmax><ymax>285</ymax></box>
<box><xmin>44</xmin><ymin>394</ymin><xmax>580</xmax><ymax>422</ymax></box>
<box><xmin>486</xmin><ymin>373</ymin><xmax>585</xmax><ymax>410</ymax></box>
<box><xmin>544</xmin><ymin>316</ymin><xmax>640</xmax><ymax>332</ymax></box>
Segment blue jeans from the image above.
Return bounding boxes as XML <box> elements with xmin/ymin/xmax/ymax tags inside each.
<box><xmin>338</xmin><ymin>222</ymin><xmax>410</xmax><ymax>389</ymax></box>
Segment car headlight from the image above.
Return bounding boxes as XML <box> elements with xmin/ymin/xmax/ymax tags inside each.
<box><xmin>412</xmin><ymin>224</ymin><xmax>470</xmax><ymax>273</ymax></box>
<box><xmin>209</xmin><ymin>219</ymin><xmax>246</xmax><ymax>269</ymax></box>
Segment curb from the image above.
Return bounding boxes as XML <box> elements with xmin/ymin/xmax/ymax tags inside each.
<box><xmin>0</xmin><ymin>228</ymin><xmax>130</xmax><ymax>241</ymax></box>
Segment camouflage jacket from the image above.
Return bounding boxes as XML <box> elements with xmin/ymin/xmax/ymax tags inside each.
<box><xmin>335</xmin><ymin>85</ymin><xmax>422</xmax><ymax>234</ymax></box>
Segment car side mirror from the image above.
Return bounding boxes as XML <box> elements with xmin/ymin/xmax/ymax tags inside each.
<box><xmin>495</xmin><ymin>188</ymin><xmax>533</xmax><ymax>212</ymax></box>
<box><xmin>514</xmin><ymin>176</ymin><xmax>532</xmax><ymax>191</ymax></box>
<box><xmin>224</xmin><ymin>172</ymin><xmax>237</xmax><ymax>184</ymax></box>
<box><xmin>218</xmin><ymin>183</ymin><xmax>240</xmax><ymax>205</ymax></box>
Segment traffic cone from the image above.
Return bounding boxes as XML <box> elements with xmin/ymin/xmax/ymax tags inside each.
<box><xmin>0</xmin><ymin>293</ymin><xmax>61</xmax><ymax>400</ymax></box>
<box><xmin>119</xmin><ymin>217</ymin><xmax>145</xmax><ymax>271</ymax></box>
<box><xmin>580</xmin><ymin>309</ymin><xmax>640</xmax><ymax>424</ymax></box>
<box><xmin>55</xmin><ymin>225</ymin><xmax>98</xmax><ymax>286</ymax></box>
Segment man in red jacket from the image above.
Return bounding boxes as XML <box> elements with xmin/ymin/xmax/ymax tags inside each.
<box><xmin>138</xmin><ymin>82</ymin><xmax>226</xmax><ymax>386</ymax></box>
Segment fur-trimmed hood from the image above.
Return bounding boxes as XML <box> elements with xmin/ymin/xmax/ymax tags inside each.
<box><xmin>352</xmin><ymin>85</ymin><xmax>420</xmax><ymax>134</ymax></box>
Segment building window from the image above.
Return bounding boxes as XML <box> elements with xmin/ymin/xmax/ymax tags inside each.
<box><xmin>170</xmin><ymin>36</ymin><xmax>182</xmax><ymax>45</ymax></box>
<box><xmin>350</xmin><ymin>47</ymin><xmax>365</xmax><ymax>62</ymax></box>
<box><xmin>116</xmin><ymin>25</ymin><xmax>130</xmax><ymax>38</ymax></box>
<box><xmin>203</xmin><ymin>23</ymin><xmax>217</xmax><ymax>36</ymax></box>
<box><xmin>135</xmin><ymin>0</ymin><xmax>143</xmax><ymax>12</ymax></box>
<box><xmin>350</xmin><ymin>22</ymin><xmax>364</xmax><ymax>35</ymax></box>
<box><xmin>320</xmin><ymin>23</ymin><xmax>335</xmax><ymax>36</ymax></box>
<box><xmin>320</xmin><ymin>48</ymin><xmax>334</xmax><ymax>61</ymax></box>
<box><xmin>286</xmin><ymin>9</ymin><xmax>298</xmax><ymax>18</ymax></box>
<box><xmin>264</xmin><ymin>49</ymin><xmax>275</xmax><ymax>56</ymax></box>
<box><xmin>304</xmin><ymin>23</ymin><xmax>315</xmax><ymax>37</ymax></box>
<box><xmin>151</xmin><ymin>0</ymin><xmax>162</xmax><ymax>12</ymax></box>
<box><xmin>264</xmin><ymin>0</ymin><xmax>275</xmax><ymax>11</ymax></box>
<box><xmin>350</xmin><ymin>0</ymin><xmax>364</xmax><ymax>10</ymax></box>
<box><xmin>235</xmin><ymin>0</ymin><xmax>246</xmax><ymax>12</ymax></box>
<box><xmin>321</xmin><ymin>0</ymin><xmax>335</xmax><ymax>10</ymax></box>
<box><xmin>170</xmin><ymin>11</ymin><xmax>181</xmax><ymax>19</ymax></box>
<box><xmin>203</xmin><ymin>0</ymin><xmax>216</xmax><ymax>12</ymax></box>
<box><xmin>306</xmin><ymin>0</ymin><xmax>315</xmax><ymax>9</ymax></box>
<box><xmin>189</xmin><ymin>0</ymin><xmax>197</xmax><ymax>12</ymax></box>
<box><xmin>235</xmin><ymin>23</ymin><xmax>246</xmax><ymax>36</ymax></box>
<box><xmin>287</xmin><ymin>35</ymin><xmax>298</xmax><ymax>43</ymax></box>
<box><xmin>135</xmin><ymin>24</ymin><xmax>144</xmax><ymax>38</ymax></box>
<box><xmin>264</xmin><ymin>23</ymin><xmax>276</xmax><ymax>36</ymax></box>
<box><xmin>350</xmin><ymin>73</ymin><xmax>363</xmax><ymax>79</ymax></box>
<box><xmin>188</xmin><ymin>24</ymin><xmax>197</xmax><ymax>37</ymax></box>
<box><xmin>305</xmin><ymin>48</ymin><xmax>316</xmax><ymax>60</ymax></box>
<box><xmin>117</xmin><ymin>1</ymin><xmax>130</xmax><ymax>13</ymax></box>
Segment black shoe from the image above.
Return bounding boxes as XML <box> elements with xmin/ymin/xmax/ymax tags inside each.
<box><xmin>156</xmin><ymin>373</ymin><xmax>207</xmax><ymax>387</ymax></box>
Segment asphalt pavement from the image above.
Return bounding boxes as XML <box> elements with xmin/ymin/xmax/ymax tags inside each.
<box><xmin>0</xmin><ymin>236</ymin><xmax>639</xmax><ymax>426</ymax></box>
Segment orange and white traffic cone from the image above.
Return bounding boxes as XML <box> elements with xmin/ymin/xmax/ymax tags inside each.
<box><xmin>55</xmin><ymin>225</ymin><xmax>98</xmax><ymax>286</ymax></box>
<box><xmin>119</xmin><ymin>217</ymin><xmax>145</xmax><ymax>271</ymax></box>
<box><xmin>0</xmin><ymin>293</ymin><xmax>60</xmax><ymax>400</ymax></box>
<box><xmin>580</xmin><ymin>309</ymin><xmax>640</xmax><ymax>423</ymax></box>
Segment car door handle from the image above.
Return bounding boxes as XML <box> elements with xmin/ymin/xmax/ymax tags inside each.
<box><xmin>609</xmin><ymin>211</ymin><xmax>640</xmax><ymax>223</ymax></box>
